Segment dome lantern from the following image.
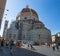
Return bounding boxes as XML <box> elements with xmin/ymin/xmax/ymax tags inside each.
<box><xmin>26</xmin><ymin>5</ymin><xmax>29</xmax><ymax>8</ymax></box>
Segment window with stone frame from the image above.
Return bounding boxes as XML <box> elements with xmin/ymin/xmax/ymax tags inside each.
<box><xmin>24</xmin><ymin>17</ymin><xmax>27</xmax><ymax>20</ymax></box>
<box><xmin>35</xmin><ymin>26</ymin><xmax>41</xmax><ymax>29</ymax></box>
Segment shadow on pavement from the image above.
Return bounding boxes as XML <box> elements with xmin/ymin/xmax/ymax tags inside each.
<box><xmin>12</xmin><ymin>47</ymin><xmax>47</xmax><ymax>56</ymax></box>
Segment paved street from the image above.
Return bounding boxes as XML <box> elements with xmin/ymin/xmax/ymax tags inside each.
<box><xmin>21</xmin><ymin>45</ymin><xmax>60</xmax><ymax>56</ymax></box>
<box><xmin>0</xmin><ymin>45</ymin><xmax>60</xmax><ymax>56</ymax></box>
<box><xmin>28</xmin><ymin>45</ymin><xmax>60</xmax><ymax>56</ymax></box>
<box><xmin>0</xmin><ymin>46</ymin><xmax>46</xmax><ymax>56</ymax></box>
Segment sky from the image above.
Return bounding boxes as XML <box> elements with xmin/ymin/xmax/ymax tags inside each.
<box><xmin>0</xmin><ymin>0</ymin><xmax>60</xmax><ymax>36</ymax></box>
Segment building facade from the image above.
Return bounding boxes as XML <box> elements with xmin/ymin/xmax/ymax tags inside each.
<box><xmin>6</xmin><ymin>21</ymin><xmax>18</xmax><ymax>41</ymax></box>
<box><xmin>52</xmin><ymin>32</ymin><xmax>60</xmax><ymax>45</ymax></box>
<box><xmin>16</xmin><ymin>6</ymin><xmax>51</xmax><ymax>44</ymax></box>
<box><xmin>3</xmin><ymin>20</ymin><xmax>8</xmax><ymax>39</ymax></box>
<box><xmin>0</xmin><ymin>0</ymin><xmax>7</xmax><ymax>28</ymax></box>
<box><xmin>55</xmin><ymin>32</ymin><xmax>60</xmax><ymax>45</ymax></box>
<box><xmin>6</xmin><ymin>6</ymin><xmax>51</xmax><ymax>44</ymax></box>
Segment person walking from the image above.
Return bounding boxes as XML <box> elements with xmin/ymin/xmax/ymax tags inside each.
<box><xmin>27</xmin><ymin>43</ymin><xmax>29</xmax><ymax>49</ymax></box>
<box><xmin>6</xmin><ymin>40</ymin><xmax>9</xmax><ymax>48</ymax></box>
<box><xmin>52</xmin><ymin>43</ymin><xmax>56</xmax><ymax>51</ymax></box>
<box><xmin>1</xmin><ymin>39</ymin><xmax>4</xmax><ymax>49</ymax></box>
<box><xmin>27</xmin><ymin>42</ymin><xmax>30</xmax><ymax>49</ymax></box>
<box><xmin>9</xmin><ymin>40</ymin><xmax>14</xmax><ymax>54</ymax></box>
<box><xmin>56</xmin><ymin>43</ymin><xmax>59</xmax><ymax>51</ymax></box>
<box><xmin>30</xmin><ymin>43</ymin><xmax>34</xmax><ymax>50</ymax></box>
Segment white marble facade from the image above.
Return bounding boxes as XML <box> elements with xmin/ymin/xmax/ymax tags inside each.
<box><xmin>16</xmin><ymin>6</ymin><xmax>51</xmax><ymax>44</ymax></box>
<box><xmin>6</xmin><ymin>6</ymin><xmax>51</xmax><ymax>44</ymax></box>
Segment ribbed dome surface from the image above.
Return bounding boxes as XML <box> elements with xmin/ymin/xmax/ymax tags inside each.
<box><xmin>17</xmin><ymin>6</ymin><xmax>38</xmax><ymax>18</ymax></box>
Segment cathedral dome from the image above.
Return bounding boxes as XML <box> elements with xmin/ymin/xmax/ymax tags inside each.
<box><xmin>16</xmin><ymin>5</ymin><xmax>38</xmax><ymax>20</ymax></box>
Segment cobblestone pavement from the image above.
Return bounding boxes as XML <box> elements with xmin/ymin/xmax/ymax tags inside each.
<box><xmin>0</xmin><ymin>46</ymin><xmax>46</xmax><ymax>56</ymax></box>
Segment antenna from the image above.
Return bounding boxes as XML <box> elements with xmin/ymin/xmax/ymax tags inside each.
<box><xmin>26</xmin><ymin>5</ymin><xmax>29</xmax><ymax>8</ymax></box>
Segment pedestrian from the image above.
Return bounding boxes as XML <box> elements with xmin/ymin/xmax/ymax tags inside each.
<box><xmin>6</xmin><ymin>40</ymin><xmax>9</xmax><ymax>48</ymax></box>
<box><xmin>30</xmin><ymin>43</ymin><xmax>34</xmax><ymax>50</ymax></box>
<box><xmin>27</xmin><ymin>42</ymin><xmax>30</xmax><ymax>49</ymax></box>
<box><xmin>48</xmin><ymin>43</ymin><xmax>50</xmax><ymax>47</ymax></box>
<box><xmin>52</xmin><ymin>43</ymin><xmax>56</xmax><ymax>51</ymax></box>
<box><xmin>9</xmin><ymin>40</ymin><xmax>14</xmax><ymax>54</ymax></box>
<box><xmin>56</xmin><ymin>44</ymin><xmax>59</xmax><ymax>50</ymax></box>
<box><xmin>1</xmin><ymin>39</ymin><xmax>4</xmax><ymax>48</ymax></box>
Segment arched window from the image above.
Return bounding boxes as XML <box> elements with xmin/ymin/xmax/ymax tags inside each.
<box><xmin>24</xmin><ymin>17</ymin><xmax>27</xmax><ymax>20</ymax></box>
<box><xmin>18</xmin><ymin>17</ymin><xmax>20</xmax><ymax>20</ymax></box>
